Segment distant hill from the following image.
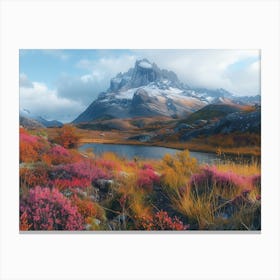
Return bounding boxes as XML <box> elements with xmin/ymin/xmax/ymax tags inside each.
<box><xmin>183</xmin><ymin>104</ymin><xmax>242</xmax><ymax>124</ymax></box>
<box><xmin>20</xmin><ymin>108</ymin><xmax>63</xmax><ymax>127</ymax></box>
<box><xmin>34</xmin><ymin>116</ymin><xmax>63</xmax><ymax>128</ymax></box>
<box><xmin>180</xmin><ymin>109</ymin><xmax>261</xmax><ymax>141</ymax></box>
<box><xmin>20</xmin><ymin>116</ymin><xmax>45</xmax><ymax>129</ymax></box>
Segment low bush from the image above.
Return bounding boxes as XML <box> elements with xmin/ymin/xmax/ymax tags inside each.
<box><xmin>138</xmin><ymin>211</ymin><xmax>188</xmax><ymax>230</ymax></box>
<box><xmin>20</xmin><ymin>186</ymin><xmax>84</xmax><ymax>230</ymax></box>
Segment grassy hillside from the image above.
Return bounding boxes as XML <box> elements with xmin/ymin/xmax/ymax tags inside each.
<box><xmin>183</xmin><ymin>104</ymin><xmax>242</xmax><ymax>124</ymax></box>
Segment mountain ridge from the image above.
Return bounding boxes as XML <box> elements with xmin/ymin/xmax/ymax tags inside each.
<box><xmin>20</xmin><ymin>108</ymin><xmax>63</xmax><ymax>128</ymax></box>
<box><xmin>73</xmin><ymin>59</ymin><xmax>260</xmax><ymax>124</ymax></box>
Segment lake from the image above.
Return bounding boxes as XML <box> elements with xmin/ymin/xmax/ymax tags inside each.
<box><xmin>79</xmin><ymin>143</ymin><xmax>222</xmax><ymax>164</ymax></box>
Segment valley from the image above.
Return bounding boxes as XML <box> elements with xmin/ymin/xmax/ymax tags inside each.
<box><xmin>19</xmin><ymin>55</ymin><xmax>261</xmax><ymax>231</ymax></box>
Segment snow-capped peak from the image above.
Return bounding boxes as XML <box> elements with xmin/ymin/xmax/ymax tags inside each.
<box><xmin>138</xmin><ymin>60</ymin><xmax>152</xmax><ymax>69</ymax></box>
<box><xmin>108</xmin><ymin>58</ymin><xmax>182</xmax><ymax>93</ymax></box>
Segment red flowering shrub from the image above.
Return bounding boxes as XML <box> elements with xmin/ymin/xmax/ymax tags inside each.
<box><xmin>127</xmin><ymin>161</ymin><xmax>137</xmax><ymax>168</ymax></box>
<box><xmin>251</xmin><ymin>174</ymin><xmax>261</xmax><ymax>189</ymax></box>
<box><xmin>48</xmin><ymin>145</ymin><xmax>71</xmax><ymax>165</ymax></box>
<box><xmin>190</xmin><ymin>166</ymin><xmax>253</xmax><ymax>196</ymax></box>
<box><xmin>48</xmin><ymin>160</ymin><xmax>110</xmax><ymax>190</ymax></box>
<box><xmin>20</xmin><ymin>211</ymin><xmax>32</xmax><ymax>230</ymax></box>
<box><xmin>138</xmin><ymin>211</ymin><xmax>188</xmax><ymax>230</ymax></box>
<box><xmin>71</xmin><ymin>195</ymin><xmax>105</xmax><ymax>221</ymax></box>
<box><xmin>20</xmin><ymin>128</ymin><xmax>50</xmax><ymax>163</ymax></box>
<box><xmin>20</xmin><ymin>130</ymin><xmax>40</xmax><ymax>162</ymax></box>
<box><xmin>20</xmin><ymin>130</ymin><xmax>39</xmax><ymax>144</ymax></box>
<box><xmin>63</xmin><ymin>160</ymin><xmax>110</xmax><ymax>181</ymax></box>
<box><xmin>20</xmin><ymin>165</ymin><xmax>49</xmax><ymax>188</ymax></box>
<box><xmin>137</xmin><ymin>168</ymin><xmax>160</xmax><ymax>191</ymax></box>
<box><xmin>53</xmin><ymin>125</ymin><xmax>79</xmax><ymax>149</ymax></box>
<box><xmin>96</xmin><ymin>158</ymin><xmax>121</xmax><ymax>174</ymax></box>
<box><xmin>72</xmin><ymin>195</ymin><xmax>98</xmax><ymax>218</ymax></box>
<box><xmin>142</xmin><ymin>163</ymin><xmax>154</xmax><ymax>170</ymax></box>
<box><xmin>41</xmin><ymin>154</ymin><xmax>52</xmax><ymax>166</ymax></box>
<box><xmin>51</xmin><ymin>178</ymin><xmax>91</xmax><ymax>191</ymax></box>
<box><xmin>20</xmin><ymin>186</ymin><xmax>84</xmax><ymax>230</ymax></box>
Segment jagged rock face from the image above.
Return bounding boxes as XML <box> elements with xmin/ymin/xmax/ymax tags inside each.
<box><xmin>130</xmin><ymin>88</ymin><xmax>161</xmax><ymax>117</ymax></box>
<box><xmin>129</xmin><ymin>60</ymin><xmax>157</xmax><ymax>88</ymax></box>
<box><xmin>75</xmin><ymin>98</ymin><xmax>132</xmax><ymax>121</ymax></box>
<box><xmin>73</xmin><ymin>59</ymin><xmax>207</xmax><ymax>123</ymax></box>
<box><xmin>108</xmin><ymin>59</ymin><xmax>181</xmax><ymax>93</ymax></box>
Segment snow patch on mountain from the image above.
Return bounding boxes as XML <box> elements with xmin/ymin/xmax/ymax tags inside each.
<box><xmin>138</xmin><ymin>60</ymin><xmax>153</xmax><ymax>69</ymax></box>
<box><xmin>72</xmin><ymin>58</ymin><xmax>260</xmax><ymax>123</ymax></box>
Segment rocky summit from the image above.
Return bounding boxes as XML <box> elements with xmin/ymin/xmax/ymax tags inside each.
<box><xmin>73</xmin><ymin>59</ymin><xmax>259</xmax><ymax>123</ymax></box>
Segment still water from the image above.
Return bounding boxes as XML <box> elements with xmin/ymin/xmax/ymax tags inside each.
<box><xmin>79</xmin><ymin>143</ymin><xmax>222</xmax><ymax>164</ymax></box>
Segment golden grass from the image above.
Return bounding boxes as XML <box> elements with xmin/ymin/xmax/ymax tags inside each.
<box><xmin>37</xmin><ymin>124</ymin><xmax>261</xmax><ymax>157</ymax></box>
<box><xmin>175</xmin><ymin>190</ymin><xmax>216</xmax><ymax>229</ymax></box>
<box><xmin>172</xmin><ymin>179</ymin><xmax>260</xmax><ymax>230</ymax></box>
<box><xmin>159</xmin><ymin>150</ymin><xmax>199</xmax><ymax>189</ymax></box>
<box><xmin>157</xmin><ymin>150</ymin><xmax>261</xmax><ymax>230</ymax></box>
<box><xmin>214</xmin><ymin>160</ymin><xmax>260</xmax><ymax>176</ymax></box>
<box><xmin>21</xmin><ymin>126</ymin><xmax>261</xmax><ymax>230</ymax></box>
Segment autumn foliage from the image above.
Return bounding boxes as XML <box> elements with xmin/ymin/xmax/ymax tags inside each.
<box><xmin>20</xmin><ymin>128</ymin><xmax>48</xmax><ymax>163</ymax></box>
<box><xmin>138</xmin><ymin>211</ymin><xmax>188</xmax><ymax>230</ymax></box>
<box><xmin>53</xmin><ymin>125</ymin><xmax>80</xmax><ymax>148</ymax></box>
<box><xmin>20</xmin><ymin>186</ymin><xmax>84</xmax><ymax>230</ymax></box>
<box><xmin>19</xmin><ymin>128</ymin><xmax>261</xmax><ymax>231</ymax></box>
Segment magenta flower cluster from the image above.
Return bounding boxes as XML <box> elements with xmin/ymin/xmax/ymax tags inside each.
<box><xmin>20</xmin><ymin>131</ymin><xmax>39</xmax><ymax>144</ymax></box>
<box><xmin>137</xmin><ymin>166</ymin><xmax>160</xmax><ymax>191</ymax></box>
<box><xmin>190</xmin><ymin>165</ymin><xmax>259</xmax><ymax>192</ymax></box>
<box><xmin>20</xmin><ymin>186</ymin><xmax>84</xmax><ymax>230</ymax></box>
<box><xmin>49</xmin><ymin>160</ymin><xmax>110</xmax><ymax>190</ymax></box>
<box><xmin>49</xmin><ymin>145</ymin><xmax>70</xmax><ymax>157</ymax></box>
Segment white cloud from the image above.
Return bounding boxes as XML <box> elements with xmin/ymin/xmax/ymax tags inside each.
<box><xmin>56</xmin><ymin>55</ymin><xmax>137</xmax><ymax>104</ymax></box>
<box><xmin>131</xmin><ymin>49</ymin><xmax>260</xmax><ymax>95</ymax></box>
<box><xmin>19</xmin><ymin>73</ymin><xmax>33</xmax><ymax>88</ymax></box>
<box><xmin>223</xmin><ymin>60</ymin><xmax>260</xmax><ymax>96</ymax></box>
<box><xmin>73</xmin><ymin>50</ymin><xmax>260</xmax><ymax>96</ymax></box>
<box><xmin>20</xmin><ymin>51</ymin><xmax>261</xmax><ymax>122</ymax></box>
<box><xmin>20</xmin><ymin>79</ymin><xmax>85</xmax><ymax>123</ymax></box>
<box><xmin>56</xmin><ymin>74</ymin><xmax>106</xmax><ymax>105</ymax></box>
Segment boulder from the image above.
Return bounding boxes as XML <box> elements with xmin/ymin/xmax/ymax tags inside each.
<box><xmin>93</xmin><ymin>179</ymin><xmax>114</xmax><ymax>192</ymax></box>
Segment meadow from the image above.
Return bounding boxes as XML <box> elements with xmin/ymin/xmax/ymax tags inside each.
<box><xmin>19</xmin><ymin>126</ymin><xmax>261</xmax><ymax>231</ymax></box>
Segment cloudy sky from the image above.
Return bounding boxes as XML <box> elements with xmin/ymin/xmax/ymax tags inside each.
<box><xmin>20</xmin><ymin>49</ymin><xmax>260</xmax><ymax>123</ymax></box>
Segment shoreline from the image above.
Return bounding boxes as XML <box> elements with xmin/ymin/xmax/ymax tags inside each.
<box><xmin>78</xmin><ymin>138</ymin><xmax>260</xmax><ymax>158</ymax></box>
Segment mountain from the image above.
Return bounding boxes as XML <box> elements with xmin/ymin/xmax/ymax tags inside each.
<box><xmin>20</xmin><ymin>108</ymin><xmax>63</xmax><ymax>128</ymax></box>
<box><xmin>180</xmin><ymin>109</ymin><xmax>261</xmax><ymax>141</ymax></box>
<box><xmin>232</xmin><ymin>94</ymin><xmax>261</xmax><ymax>105</ymax></box>
<box><xmin>73</xmin><ymin>59</ymin><xmax>207</xmax><ymax>123</ymax></box>
<box><xmin>190</xmin><ymin>88</ymin><xmax>234</xmax><ymax>103</ymax></box>
<box><xmin>73</xmin><ymin>59</ymin><xmax>260</xmax><ymax>123</ymax></box>
<box><xmin>20</xmin><ymin>115</ymin><xmax>45</xmax><ymax>129</ymax></box>
<box><xmin>34</xmin><ymin>116</ymin><xmax>63</xmax><ymax>128</ymax></box>
<box><xmin>182</xmin><ymin>104</ymin><xmax>242</xmax><ymax>124</ymax></box>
